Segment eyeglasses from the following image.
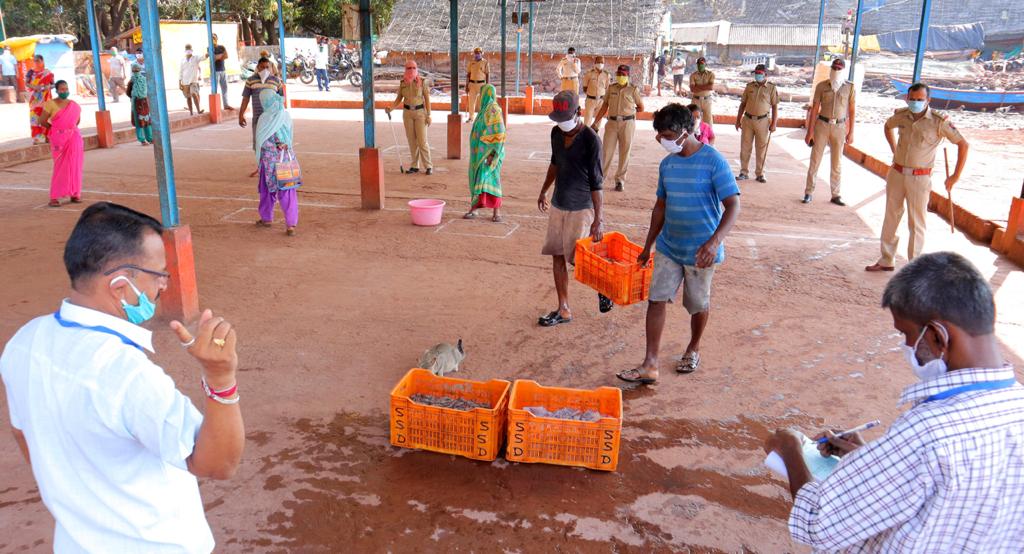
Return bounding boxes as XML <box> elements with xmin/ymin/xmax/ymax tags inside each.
<box><xmin>103</xmin><ymin>264</ymin><xmax>171</xmax><ymax>280</ymax></box>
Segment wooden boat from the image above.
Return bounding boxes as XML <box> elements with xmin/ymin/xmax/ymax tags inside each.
<box><xmin>891</xmin><ymin>78</ymin><xmax>1024</xmax><ymax>111</ymax></box>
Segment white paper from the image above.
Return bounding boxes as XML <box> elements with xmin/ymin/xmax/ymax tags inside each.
<box><xmin>764</xmin><ymin>433</ymin><xmax>841</xmax><ymax>482</ymax></box>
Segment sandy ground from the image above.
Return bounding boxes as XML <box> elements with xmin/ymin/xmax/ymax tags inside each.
<box><xmin>0</xmin><ymin>108</ymin><xmax>1023</xmax><ymax>553</ymax></box>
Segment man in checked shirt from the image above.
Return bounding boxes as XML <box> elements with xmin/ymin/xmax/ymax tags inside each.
<box><xmin>765</xmin><ymin>251</ymin><xmax>1024</xmax><ymax>551</ymax></box>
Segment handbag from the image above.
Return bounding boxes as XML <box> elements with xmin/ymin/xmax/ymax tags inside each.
<box><xmin>274</xmin><ymin>147</ymin><xmax>302</xmax><ymax>191</ymax></box>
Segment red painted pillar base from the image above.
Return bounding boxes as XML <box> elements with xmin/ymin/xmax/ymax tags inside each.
<box><xmin>95</xmin><ymin>110</ymin><xmax>114</xmax><ymax>148</ymax></box>
<box><xmin>359</xmin><ymin>147</ymin><xmax>385</xmax><ymax>210</ymax></box>
<box><xmin>1002</xmin><ymin>198</ymin><xmax>1024</xmax><ymax>253</ymax></box>
<box><xmin>208</xmin><ymin>94</ymin><xmax>223</xmax><ymax>123</ymax></box>
<box><xmin>524</xmin><ymin>86</ymin><xmax>535</xmax><ymax>115</ymax></box>
<box><xmin>281</xmin><ymin>83</ymin><xmax>288</xmax><ymax>107</ymax></box>
<box><xmin>161</xmin><ymin>225</ymin><xmax>200</xmax><ymax>323</ymax></box>
<box><xmin>498</xmin><ymin>97</ymin><xmax>510</xmax><ymax>126</ymax></box>
<box><xmin>447</xmin><ymin>113</ymin><xmax>462</xmax><ymax>160</ymax></box>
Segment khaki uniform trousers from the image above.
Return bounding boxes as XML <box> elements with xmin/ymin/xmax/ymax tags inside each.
<box><xmin>403</xmin><ymin>108</ymin><xmax>432</xmax><ymax>169</ymax></box>
<box><xmin>694</xmin><ymin>95</ymin><xmax>713</xmax><ymax>125</ymax></box>
<box><xmin>877</xmin><ymin>170</ymin><xmax>931</xmax><ymax>267</ymax></box>
<box><xmin>805</xmin><ymin>120</ymin><xmax>846</xmax><ymax>197</ymax></box>
<box><xmin>561</xmin><ymin>77</ymin><xmax>579</xmax><ymax>93</ymax></box>
<box><xmin>467</xmin><ymin>82</ymin><xmax>483</xmax><ymax>120</ymax></box>
<box><xmin>602</xmin><ymin>119</ymin><xmax>635</xmax><ymax>185</ymax></box>
<box><xmin>583</xmin><ymin>96</ymin><xmax>603</xmax><ymax>128</ymax></box>
<box><xmin>739</xmin><ymin>115</ymin><xmax>770</xmax><ymax>177</ymax></box>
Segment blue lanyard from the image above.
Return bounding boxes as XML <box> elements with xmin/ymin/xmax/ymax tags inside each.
<box><xmin>52</xmin><ymin>310</ymin><xmax>143</xmax><ymax>352</ymax></box>
<box><xmin>923</xmin><ymin>379</ymin><xmax>1018</xmax><ymax>403</ymax></box>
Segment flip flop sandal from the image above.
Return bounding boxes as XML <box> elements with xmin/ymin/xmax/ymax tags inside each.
<box><xmin>463</xmin><ymin>212</ymin><xmax>478</xmax><ymax>219</ymax></box>
<box><xmin>539</xmin><ymin>313</ymin><xmax>572</xmax><ymax>327</ymax></box>
<box><xmin>598</xmin><ymin>294</ymin><xmax>614</xmax><ymax>314</ymax></box>
<box><xmin>616</xmin><ymin>368</ymin><xmax>657</xmax><ymax>385</ymax></box>
<box><xmin>255</xmin><ymin>219</ymin><xmax>272</xmax><ymax>227</ymax></box>
<box><xmin>676</xmin><ymin>352</ymin><xmax>700</xmax><ymax>374</ymax></box>
<box><xmin>492</xmin><ymin>215</ymin><xmax>504</xmax><ymax>223</ymax></box>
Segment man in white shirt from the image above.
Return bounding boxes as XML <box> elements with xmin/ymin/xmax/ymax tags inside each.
<box><xmin>670</xmin><ymin>53</ymin><xmax>686</xmax><ymax>96</ymax></box>
<box><xmin>179</xmin><ymin>43</ymin><xmax>208</xmax><ymax>115</ymax></box>
<box><xmin>106</xmin><ymin>47</ymin><xmax>127</xmax><ymax>103</ymax></box>
<box><xmin>765</xmin><ymin>251</ymin><xmax>1024</xmax><ymax>552</ymax></box>
<box><xmin>314</xmin><ymin>37</ymin><xmax>330</xmax><ymax>92</ymax></box>
<box><xmin>1</xmin><ymin>46</ymin><xmax>20</xmax><ymax>90</ymax></box>
<box><xmin>1</xmin><ymin>201</ymin><xmax>245</xmax><ymax>553</ymax></box>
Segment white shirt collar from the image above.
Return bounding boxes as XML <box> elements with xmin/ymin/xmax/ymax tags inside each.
<box><xmin>58</xmin><ymin>299</ymin><xmax>155</xmax><ymax>353</ymax></box>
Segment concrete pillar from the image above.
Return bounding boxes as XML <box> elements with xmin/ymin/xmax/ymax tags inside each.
<box><xmin>95</xmin><ymin>111</ymin><xmax>114</xmax><ymax>148</ymax></box>
<box><xmin>161</xmin><ymin>226</ymin><xmax>200</xmax><ymax>322</ymax></box>
<box><xmin>360</xmin><ymin>147</ymin><xmax>384</xmax><ymax>210</ymax></box>
<box><xmin>524</xmin><ymin>85</ymin><xmax>535</xmax><ymax>115</ymax></box>
<box><xmin>208</xmin><ymin>94</ymin><xmax>223</xmax><ymax>123</ymax></box>
<box><xmin>447</xmin><ymin>113</ymin><xmax>461</xmax><ymax>160</ymax></box>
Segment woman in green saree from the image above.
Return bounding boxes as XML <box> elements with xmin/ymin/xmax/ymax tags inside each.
<box><xmin>464</xmin><ymin>84</ymin><xmax>506</xmax><ymax>222</ymax></box>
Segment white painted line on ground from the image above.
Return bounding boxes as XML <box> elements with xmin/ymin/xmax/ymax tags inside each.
<box><xmin>434</xmin><ymin>218</ymin><xmax>520</xmax><ymax>239</ymax></box>
<box><xmin>171</xmin><ymin>146</ymin><xmax>359</xmax><ymax>157</ymax></box>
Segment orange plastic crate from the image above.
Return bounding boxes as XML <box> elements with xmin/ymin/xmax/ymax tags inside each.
<box><xmin>390</xmin><ymin>369</ymin><xmax>510</xmax><ymax>461</ymax></box>
<box><xmin>506</xmin><ymin>380</ymin><xmax>622</xmax><ymax>471</ymax></box>
<box><xmin>574</xmin><ymin>232</ymin><xmax>652</xmax><ymax>306</ymax></box>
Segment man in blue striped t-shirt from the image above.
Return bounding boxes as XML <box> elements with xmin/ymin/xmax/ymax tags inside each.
<box><xmin>617</xmin><ymin>104</ymin><xmax>740</xmax><ymax>385</ymax></box>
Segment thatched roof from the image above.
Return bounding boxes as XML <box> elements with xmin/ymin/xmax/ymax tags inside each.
<box><xmin>378</xmin><ymin>0</ymin><xmax>666</xmax><ymax>56</ymax></box>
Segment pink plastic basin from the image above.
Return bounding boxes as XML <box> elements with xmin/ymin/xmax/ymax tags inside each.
<box><xmin>408</xmin><ymin>199</ymin><xmax>446</xmax><ymax>226</ymax></box>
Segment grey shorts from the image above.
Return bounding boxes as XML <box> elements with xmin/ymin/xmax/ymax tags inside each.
<box><xmin>541</xmin><ymin>205</ymin><xmax>594</xmax><ymax>265</ymax></box>
<box><xmin>180</xmin><ymin>82</ymin><xmax>200</xmax><ymax>97</ymax></box>
<box><xmin>649</xmin><ymin>251</ymin><xmax>716</xmax><ymax>314</ymax></box>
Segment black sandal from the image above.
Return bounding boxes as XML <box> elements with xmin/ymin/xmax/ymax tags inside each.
<box><xmin>599</xmin><ymin>294</ymin><xmax>614</xmax><ymax>313</ymax></box>
<box><xmin>538</xmin><ymin>312</ymin><xmax>572</xmax><ymax>327</ymax></box>
<box><xmin>616</xmin><ymin>368</ymin><xmax>657</xmax><ymax>385</ymax></box>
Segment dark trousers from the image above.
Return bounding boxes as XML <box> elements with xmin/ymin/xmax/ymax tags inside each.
<box><xmin>315</xmin><ymin>69</ymin><xmax>329</xmax><ymax>91</ymax></box>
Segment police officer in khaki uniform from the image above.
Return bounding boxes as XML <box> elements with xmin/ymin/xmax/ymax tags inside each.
<box><xmin>386</xmin><ymin>61</ymin><xmax>433</xmax><ymax>175</ymax></box>
<box><xmin>465</xmin><ymin>47</ymin><xmax>489</xmax><ymax>122</ymax></box>
<box><xmin>735</xmin><ymin>64</ymin><xmax>779</xmax><ymax>183</ymax></box>
<box><xmin>866</xmin><ymin>82</ymin><xmax>969</xmax><ymax>272</ymax></box>
<box><xmin>592</xmin><ymin>65</ymin><xmax>644</xmax><ymax>192</ymax></box>
<box><xmin>688</xmin><ymin>57</ymin><xmax>715</xmax><ymax>124</ymax></box>
<box><xmin>581</xmin><ymin>55</ymin><xmax>611</xmax><ymax>128</ymax></box>
<box><xmin>803</xmin><ymin>57</ymin><xmax>856</xmax><ymax>206</ymax></box>
<box><xmin>556</xmin><ymin>47</ymin><xmax>582</xmax><ymax>93</ymax></box>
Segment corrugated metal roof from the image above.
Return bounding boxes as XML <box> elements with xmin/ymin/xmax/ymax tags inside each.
<box><xmin>671</xmin><ymin>21</ymin><xmax>728</xmax><ymax>45</ymax></box>
<box><xmin>728</xmin><ymin>24</ymin><xmax>843</xmax><ymax>47</ymax></box>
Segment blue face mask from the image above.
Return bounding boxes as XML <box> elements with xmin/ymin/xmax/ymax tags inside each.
<box><xmin>111</xmin><ymin>276</ymin><xmax>156</xmax><ymax>325</ymax></box>
<box><xmin>754</xmin><ymin>74</ymin><xmax>765</xmax><ymax>83</ymax></box>
<box><xmin>907</xmin><ymin>99</ymin><xmax>927</xmax><ymax>114</ymax></box>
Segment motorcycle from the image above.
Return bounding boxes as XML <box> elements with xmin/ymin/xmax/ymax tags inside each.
<box><xmin>289</xmin><ymin>52</ymin><xmax>315</xmax><ymax>84</ymax></box>
<box><xmin>328</xmin><ymin>51</ymin><xmax>363</xmax><ymax>88</ymax></box>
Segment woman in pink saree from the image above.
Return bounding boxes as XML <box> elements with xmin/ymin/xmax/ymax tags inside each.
<box><xmin>38</xmin><ymin>80</ymin><xmax>83</xmax><ymax>207</ymax></box>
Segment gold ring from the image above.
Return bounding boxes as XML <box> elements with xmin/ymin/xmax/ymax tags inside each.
<box><xmin>212</xmin><ymin>338</ymin><xmax>226</xmax><ymax>347</ymax></box>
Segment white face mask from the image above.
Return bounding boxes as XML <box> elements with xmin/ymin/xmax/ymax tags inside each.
<box><xmin>258</xmin><ymin>69</ymin><xmax>271</xmax><ymax>82</ymax></box>
<box><xmin>556</xmin><ymin>117</ymin><xmax>578</xmax><ymax>133</ymax></box>
<box><xmin>830</xmin><ymin>69</ymin><xmax>844</xmax><ymax>90</ymax></box>
<box><xmin>595</xmin><ymin>63</ymin><xmax>604</xmax><ymax>70</ymax></box>
<box><xmin>185</xmin><ymin>50</ymin><xmax>193</xmax><ymax>57</ymax></box>
<box><xmin>659</xmin><ymin>133</ymin><xmax>686</xmax><ymax>154</ymax></box>
<box><xmin>901</xmin><ymin>323</ymin><xmax>948</xmax><ymax>382</ymax></box>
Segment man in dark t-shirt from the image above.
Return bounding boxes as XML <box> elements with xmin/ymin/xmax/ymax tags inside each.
<box><xmin>537</xmin><ymin>90</ymin><xmax>609</xmax><ymax>327</ymax></box>
<box><xmin>212</xmin><ymin>34</ymin><xmax>234</xmax><ymax>111</ymax></box>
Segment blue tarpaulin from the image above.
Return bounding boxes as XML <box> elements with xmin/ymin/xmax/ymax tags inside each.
<box><xmin>876</xmin><ymin>23</ymin><xmax>985</xmax><ymax>53</ymax></box>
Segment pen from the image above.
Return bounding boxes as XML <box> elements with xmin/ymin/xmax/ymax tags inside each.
<box><xmin>816</xmin><ymin>420</ymin><xmax>881</xmax><ymax>444</ymax></box>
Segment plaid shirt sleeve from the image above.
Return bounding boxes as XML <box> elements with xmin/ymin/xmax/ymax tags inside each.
<box><xmin>789</xmin><ymin>413</ymin><xmax>934</xmax><ymax>550</ymax></box>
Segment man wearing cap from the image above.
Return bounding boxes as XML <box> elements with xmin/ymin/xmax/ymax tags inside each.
<box><xmin>537</xmin><ymin>90</ymin><xmax>610</xmax><ymax>327</ymax></box>
<box><xmin>465</xmin><ymin>47</ymin><xmax>489</xmax><ymax>122</ymax></box>
<box><xmin>865</xmin><ymin>82</ymin><xmax>969</xmax><ymax>272</ymax></box>
<box><xmin>803</xmin><ymin>58</ymin><xmax>856</xmax><ymax>206</ymax></box>
<box><xmin>735</xmin><ymin>64</ymin><xmax>779</xmax><ymax>183</ymax></box>
<box><xmin>386</xmin><ymin>60</ymin><xmax>433</xmax><ymax>175</ymax></box>
<box><xmin>556</xmin><ymin>47</ymin><xmax>582</xmax><ymax>93</ymax></box>
<box><xmin>581</xmin><ymin>56</ymin><xmax>611</xmax><ymax>129</ymax></box>
<box><xmin>689</xmin><ymin>57</ymin><xmax>715</xmax><ymax>124</ymax></box>
<box><xmin>592</xmin><ymin>65</ymin><xmax>644</xmax><ymax>192</ymax></box>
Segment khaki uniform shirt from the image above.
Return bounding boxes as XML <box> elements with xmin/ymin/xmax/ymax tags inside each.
<box><xmin>885</xmin><ymin>107</ymin><xmax>964</xmax><ymax>168</ymax></box>
<box><xmin>813</xmin><ymin>80</ymin><xmax>855</xmax><ymax>121</ymax></box>
<box><xmin>467</xmin><ymin>59</ymin><xmax>488</xmax><ymax>82</ymax></box>
<box><xmin>689</xmin><ymin>70</ymin><xmax>715</xmax><ymax>96</ymax></box>
<box><xmin>397</xmin><ymin>78</ymin><xmax>431</xmax><ymax>115</ymax></box>
<box><xmin>582</xmin><ymin>68</ymin><xmax>610</xmax><ymax>98</ymax></box>
<box><xmin>604</xmin><ymin>83</ymin><xmax>642</xmax><ymax>117</ymax></box>
<box><xmin>741</xmin><ymin>81</ymin><xmax>779</xmax><ymax>116</ymax></box>
<box><xmin>557</xmin><ymin>57</ymin><xmax>581</xmax><ymax>79</ymax></box>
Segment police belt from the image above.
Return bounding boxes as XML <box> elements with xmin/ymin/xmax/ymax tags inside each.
<box><xmin>586</xmin><ymin>94</ymin><xmax>603</xmax><ymax>100</ymax></box>
<box><xmin>404</xmin><ymin>104</ymin><xmax>425</xmax><ymax>110</ymax></box>
<box><xmin>561</xmin><ymin>76</ymin><xmax>579</xmax><ymax>80</ymax></box>
<box><xmin>818</xmin><ymin>115</ymin><xmax>847</xmax><ymax>124</ymax></box>
<box><xmin>469</xmin><ymin>79</ymin><xmax>486</xmax><ymax>84</ymax></box>
<box><xmin>891</xmin><ymin>163</ymin><xmax>932</xmax><ymax>176</ymax></box>
<box><xmin>743</xmin><ymin>112</ymin><xmax>769</xmax><ymax>120</ymax></box>
<box><xmin>608</xmin><ymin>115</ymin><xmax>635</xmax><ymax>121</ymax></box>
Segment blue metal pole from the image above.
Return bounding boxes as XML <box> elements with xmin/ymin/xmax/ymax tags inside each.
<box><xmin>528</xmin><ymin>0</ymin><xmax>534</xmax><ymax>84</ymax></box>
<box><xmin>500</xmin><ymin>0</ymin><xmax>506</xmax><ymax>98</ymax></box>
<box><xmin>450</xmin><ymin>0</ymin><xmax>458</xmax><ymax>114</ymax></box>
<box><xmin>514</xmin><ymin>2</ymin><xmax>521</xmax><ymax>95</ymax></box>
<box><xmin>911</xmin><ymin>0</ymin><xmax>933</xmax><ymax>83</ymax></box>
<box><xmin>277</xmin><ymin>0</ymin><xmax>286</xmax><ymax>87</ymax></box>
<box><xmin>84</xmin><ymin>0</ymin><xmax>106</xmax><ymax>110</ymax></box>
<box><xmin>847</xmin><ymin>0</ymin><xmax>864</xmax><ymax>82</ymax></box>
<box><xmin>139</xmin><ymin>0</ymin><xmax>180</xmax><ymax>227</ymax></box>
<box><xmin>360</xmin><ymin>0</ymin><xmax>375</xmax><ymax>148</ymax></box>
<box><xmin>204</xmin><ymin>0</ymin><xmax>216</xmax><ymax>95</ymax></box>
<box><xmin>813</xmin><ymin>0</ymin><xmax>826</xmax><ymax>67</ymax></box>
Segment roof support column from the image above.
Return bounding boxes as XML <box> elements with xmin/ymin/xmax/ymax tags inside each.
<box><xmin>359</xmin><ymin>0</ymin><xmax>384</xmax><ymax>209</ymax></box>
<box><xmin>911</xmin><ymin>0</ymin><xmax>933</xmax><ymax>83</ymax></box>
<box><xmin>85</xmin><ymin>0</ymin><xmax>113</xmax><ymax>147</ymax></box>
<box><xmin>813</xmin><ymin>0</ymin><xmax>826</xmax><ymax>66</ymax></box>
<box><xmin>847</xmin><ymin>0</ymin><xmax>864</xmax><ymax>81</ymax></box>
<box><xmin>204</xmin><ymin>0</ymin><xmax>222</xmax><ymax>122</ymax></box>
<box><xmin>447</xmin><ymin>0</ymin><xmax>461</xmax><ymax>159</ymax></box>
<box><xmin>500</xmin><ymin>0</ymin><xmax>507</xmax><ymax>99</ymax></box>
<box><xmin>277</xmin><ymin>0</ymin><xmax>287</xmax><ymax>106</ymax></box>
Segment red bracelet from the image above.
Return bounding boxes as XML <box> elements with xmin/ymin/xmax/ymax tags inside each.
<box><xmin>202</xmin><ymin>378</ymin><xmax>237</xmax><ymax>398</ymax></box>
